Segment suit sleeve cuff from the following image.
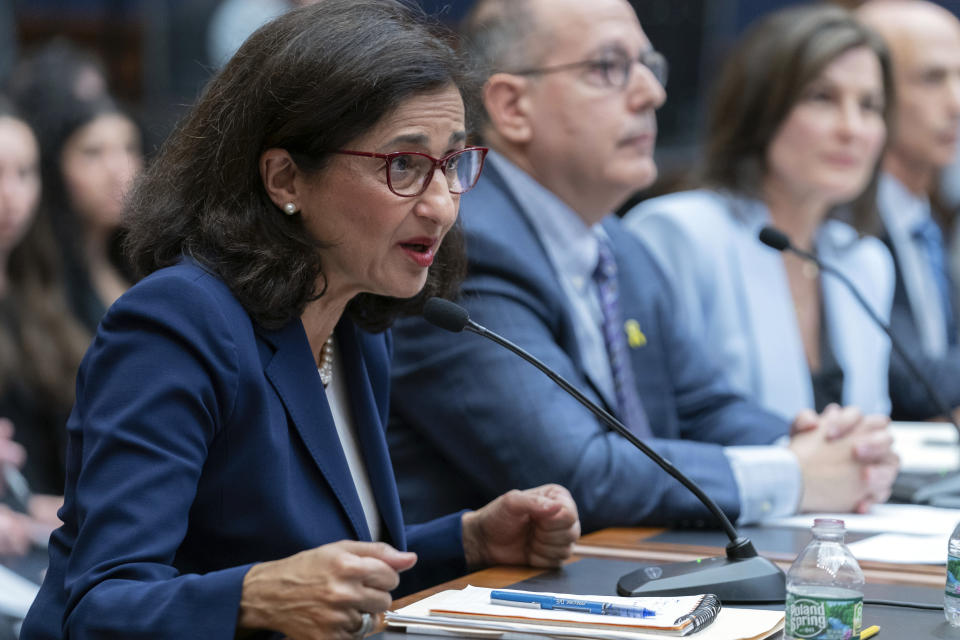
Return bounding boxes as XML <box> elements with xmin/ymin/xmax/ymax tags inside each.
<box><xmin>397</xmin><ymin>510</ymin><xmax>468</xmax><ymax>596</ymax></box>
<box><xmin>723</xmin><ymin>445</ymin><xmax>802</xmax><ymax>525</ymax></box>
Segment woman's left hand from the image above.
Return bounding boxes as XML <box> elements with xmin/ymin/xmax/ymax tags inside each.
<box><xmin>461</xmin><ymin>484</ymin><xmax>580</xmax><ymax>569</ymax></box>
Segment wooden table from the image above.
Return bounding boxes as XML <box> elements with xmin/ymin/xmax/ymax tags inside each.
<box><xmin>574</xmin><ymin>527</ymin><xmax>947</xmax><ymax>587</ymax></box>
<box><xmin>393</xmin><ymin>525</ymin><xmax>947</xmax><ymax>610</ymax></box>
<box><xmin>382</xmin><ymin>526</ymin><xmax>949</xmax><ymax>636</ymax></box>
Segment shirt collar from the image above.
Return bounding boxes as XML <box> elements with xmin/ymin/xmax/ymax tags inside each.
<box><xmin>879</xmin><ymin>172</ymin><xmax>931</xmax><ymax>236</ymax></box>
<box><xmin>487</xmin><ymin>151</ymin><xmax>602</xmax><ymax>291</ymax></box>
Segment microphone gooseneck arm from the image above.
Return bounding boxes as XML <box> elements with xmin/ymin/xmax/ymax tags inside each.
<box><xmin>760</xmin><ymin>226</ymin><xmax>960</xmax><ymax>437</ymax></box>
<box><xmin>422</xmin><ymin>295</ymin><xmax>747</xmax><ymax>552</ymax></box>
<box><xmin>423</xmin><ymin>297</ymin><xmax>787</xmax><ymax>602</ymax></box>
<box><xmin>463</xmin><ymin>320</ymin><xmax>743</xmax><ymax>545</ymax></box>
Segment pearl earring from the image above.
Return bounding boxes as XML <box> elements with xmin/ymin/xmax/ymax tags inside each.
<box><xmin>283</xmin><ymin>202</ymin><xmax>298</xmax><ymax>216</ymax></box>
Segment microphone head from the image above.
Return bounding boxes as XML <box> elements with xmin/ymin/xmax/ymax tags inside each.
<box><xmin>423</xmin><ymin>297</ymin><xmax>470</xmax><ymax>333</ymax></box>
<box><xmin>758</xmin><ymin>226</ymin><xmax>792</xmax><ymax>252</ymax></box>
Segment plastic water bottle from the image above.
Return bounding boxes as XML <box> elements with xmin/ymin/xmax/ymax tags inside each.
<box><xmin>784</xmin><ymin>519</ymin><xmax>864</xmax><ymax>640</ymax></box>
<box><xmin>946</xmin><ymin>520</ymin><xmax>960</xmax><ymax>626</ymax></box>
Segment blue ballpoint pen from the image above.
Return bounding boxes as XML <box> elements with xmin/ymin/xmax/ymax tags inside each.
<box><xmin>490</xmin><ymin>590</ymin><xmax>656</xmax><ymax>618</ymax></box>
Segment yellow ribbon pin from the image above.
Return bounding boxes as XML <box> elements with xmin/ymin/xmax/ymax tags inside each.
<box><xmin>624</xmin><ymin>319</ymin><xmax>646</xmax><ymax>348</ymax></box>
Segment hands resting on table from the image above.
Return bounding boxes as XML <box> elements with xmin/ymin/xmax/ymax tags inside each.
<box><xmin>238</xmin><ymin>483</ymin><xmax>580</xmax><ymax>640</ymax></box>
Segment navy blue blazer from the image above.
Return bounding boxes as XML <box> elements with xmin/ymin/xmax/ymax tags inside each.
<box><xmin>883</xmin><ymin>233</ymin><xmax>960</xmax><ymax>419</ymax></box>
<box><xmin>21</xmin><ymin>262</ymin><xmax>465</xmax><ymax>640</ymax></box>
<box><xmin>877</xmin><ymin>174</ymin><xmax>960</xmax><ymax>419</ymax></box>
<box><xmin>388</xmin><ymin>162</ymin><xmax>788</xmax><ymax>533</ymax></box>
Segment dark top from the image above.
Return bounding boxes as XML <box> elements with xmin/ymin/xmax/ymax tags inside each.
<box><xmin>0</xmin><ymin>382</ymin><xmax>67</xmax><ymax>495</ymax></box>
<box><xmin>63</xmin><ymin>267</ymin><xmax>107</xmax><ymax>335</ymax></box>
<box><xmin>882</xmin><ymin>233</ymin><xmax>960</xmax><ymax>419</ymax></box>
<box><xmin>810</xmin><ymin>294</ymin><xmax>845</xmax><ymax>413</ymax></box>
<box><xmin>0</xmin><ymin>300</ymin><xmax>70</xmax><ymax>495</ymax></box>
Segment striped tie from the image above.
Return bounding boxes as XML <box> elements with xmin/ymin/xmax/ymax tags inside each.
<box><xmin>593</xmin><ymin>237</ymin><xmax>652</xmax><ymax>437</ymax></box>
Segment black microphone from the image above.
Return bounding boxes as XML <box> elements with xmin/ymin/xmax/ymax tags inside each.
<box><xmin>758</xmin><ymin>225</ymin><xmax>960</xmax><ymax>437</ymax></box>
<box><xmin>422</xmin><ymin>297</ymin><xmax>786</xmax><ymax>603</ymax></box>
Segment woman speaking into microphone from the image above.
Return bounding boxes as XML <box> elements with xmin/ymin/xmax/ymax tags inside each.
<box><xmin>21</xmin><ymin>2</ymin><xmax>579</xmax><ymax>638</ymax></box>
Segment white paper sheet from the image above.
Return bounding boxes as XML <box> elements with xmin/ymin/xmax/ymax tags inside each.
<box><xmin>387</xmin><ymin>585</ymin><xmax>784</xmax><ymax>640</ymax></box>
<box><xmin>761</xmin><ymin>503</ymin><xmax>960</xmax><ymax>536</ymax></box>
<box><xmin>846</xmin><ymin>533</ymin><xmax>949</xmax><ymax>564</ymax></box>
<box><xmin>891</xmin><ymin>421</ymin><xmax>960</xmax><ymax>473</ymax></box>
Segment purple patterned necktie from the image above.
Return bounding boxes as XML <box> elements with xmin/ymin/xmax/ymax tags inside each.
<box><xmin>592</xmin><ymin>237</ymin><xmax>652</xmax><ymax>437</ymax></box>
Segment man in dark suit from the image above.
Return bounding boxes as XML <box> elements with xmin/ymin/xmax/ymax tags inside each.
<box><xmin>858</xmin><ymin>1</ymin><xmax>960</xmax><ymax>420</ymax></box>
<box><xmin>389</xmin><ymin>0</ymin><xmax>899</xmax><ymax>532</ymax></box>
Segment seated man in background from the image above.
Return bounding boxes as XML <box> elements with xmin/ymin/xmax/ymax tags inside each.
<box><xmin>858</xmin><ymin>1</ymin><xmax>960</xmax><ymax>421</ymax></box>
<box><xmin>388</xmin><ymin>0</ymin><xmax>899</xmax><ymax>532</ymax></box>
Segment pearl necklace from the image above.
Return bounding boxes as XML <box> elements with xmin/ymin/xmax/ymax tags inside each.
<box><xmin>318</xmin><ymin>336</ymin><xmax>334</xmax><ymax>387</ymax></box>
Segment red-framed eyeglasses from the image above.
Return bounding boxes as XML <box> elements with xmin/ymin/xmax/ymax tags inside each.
<box><xmin>332</xmin><ymin>146</ymin><xmax>489</xmax><ymax>197</ymax></box>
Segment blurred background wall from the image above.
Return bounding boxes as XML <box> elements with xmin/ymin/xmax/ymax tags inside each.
<box><xmin>4</xmin><ymin>0</ymin><xmax>960</xmax><ymax>180</ymax></box>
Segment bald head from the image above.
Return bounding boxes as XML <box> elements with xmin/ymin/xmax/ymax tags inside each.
<box><xmin>460</xmin><ymin>0</ymin><xmax>662</xmax><ymax>221</ymax></box>
<box><xmin>858</xmin><ymin>1</ymin><xmax>960</xmax><ymax>191</ymax></box>
<box><xmin>462</xmin><ymin>0</ymin><xmax>538</xmax><ymax>76</ymax></box>
<box><xmin>858</xmin><ymin>0</ymin><xmax>960</xmax><ymax>43</ymax></box>
<box><xmin>462</xmin><ymin>0</ymin><xmax>640</xmax><ymax>75</ymax></box>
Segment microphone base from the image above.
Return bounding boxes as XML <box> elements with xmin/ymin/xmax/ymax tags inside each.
<box><xmin>616</xmin><ymin>555</ymin><xmax>786</xmax><ymax>604</ymax></box>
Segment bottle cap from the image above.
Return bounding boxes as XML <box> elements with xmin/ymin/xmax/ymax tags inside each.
<box><xmin>813</xmin><ymin>518</ymin><xmax>844</xmax><ymax>528</ymax></box>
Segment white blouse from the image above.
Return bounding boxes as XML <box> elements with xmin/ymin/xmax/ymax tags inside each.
<box><xmin>323</xmin><ymin>340</ymin><xmax>382</xmax><ymax>541</ymax></box>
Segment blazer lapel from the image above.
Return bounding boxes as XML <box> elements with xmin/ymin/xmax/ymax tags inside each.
<box><xmin>337</xmin><ymin>322</ymin><xmax>406</xmax><ymax>549</ymax></box>
<box><xmin>257</xmin><ymin>319</ymin><xmax>369</xmax><ymax>541</ymax></box>
<box><xmin>487</xmin><ymin>160</ymin><xmax>619</xmax><ymax>414</ymax></box>
<box><xmin>730</xmin><ymin>199</ymin><xmax>814</xmax><ymax>417</ymax></box>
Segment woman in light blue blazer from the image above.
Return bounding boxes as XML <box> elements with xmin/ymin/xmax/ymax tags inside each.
<box><xmin>21</xmin><ymin>3</ymin><xmax>580</xmax><ymax>639</ymax></box>
<box><xmin>625</xmin><ymin>5</ymin><xmax>895</xmax><ymax>421</ymax></box>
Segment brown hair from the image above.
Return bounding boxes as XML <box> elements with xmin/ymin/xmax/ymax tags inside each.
<box><xmin>123</xmin><ymin>0</ymin><xmax>469</xmax><ymax>331</ymax></box>
<box><xmin>703</xmin><ymin>4</ymin><xmax>895</xmax><ymax>232</ymax></box>
<box><xmin>0</xmin><ymin>97</ymin><xmax>89</xmax><ymax>410</ymax></box>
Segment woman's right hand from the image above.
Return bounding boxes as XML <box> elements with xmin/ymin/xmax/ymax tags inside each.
<box><xmin>238</xmin><ymin>540</ymin><xmax>417</xmax><ymax>639</ymax></box>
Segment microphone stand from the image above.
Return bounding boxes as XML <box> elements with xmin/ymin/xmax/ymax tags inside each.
<box><xmin>760</xmin><ymin>227</ymin><xmax>960</xmax><ymax>438</ymax></box>
<box><xmin>759</xmin><ymin>226</ymin><xmax>960</xmax><ymax>506</ymax></box>
<box><xmin>424</xmin><ymin>298</ymin><xmax>786</xmax><ymax>603</ymax></box>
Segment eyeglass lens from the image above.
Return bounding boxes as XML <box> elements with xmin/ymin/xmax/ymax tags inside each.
<box><xmin>603</xmin><ymin>51</ymin><xmax>667</xmax><ymax>88</ymax></box>
<box><xmin>388</xmin><ymin>148</ymin><xmax>485</xmax><ymax>196</ymax></box>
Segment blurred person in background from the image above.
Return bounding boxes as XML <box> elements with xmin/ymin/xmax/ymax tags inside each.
<box><xmin>21</xmin><ymin>93</ymin><xmax>143</xmax><ymax>332</ymax></box>
<box><xmin>0</xmin><ymin>96</ymin><xmax>89</xmax><ymax>555</ymax></box>
<box><xmin>624</xmin><ymin>5</ymin><xmax>894</xmax><ymax>421</ymax></box>
<box><xmin>858</xmin><ymin>0</ymin><xmax>960</xmax><ymax>422</ymax></box>
<box><xmin>207</xmin><ymin>0</ymin><xmax>321</xmax><ymax>67</ymax></box>
<box><xmin>9</xmin><ymin>43</ymin><xmax>139</xmax><ymax>331</ymax></box>
<box><xmin>7</xmin><ymin>39</ymin><xmax>108</xmax><ymax>114</ymax></box>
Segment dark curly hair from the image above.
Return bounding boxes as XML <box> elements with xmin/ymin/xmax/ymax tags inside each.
<box><xmin>123</xmin><ymin>0</ymin><xmax>469</xmax><ymax>331</ymax></box>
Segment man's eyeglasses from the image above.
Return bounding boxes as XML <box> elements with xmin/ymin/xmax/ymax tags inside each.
<box><xmin>509</xmin><ymin>49</ymin><xmax>668</xmax><ymax>90</ymax></box>
<box><xmin>332</xmin><ymin>146</ymin><xmax>488</xmax><ymax>198</ymax></box>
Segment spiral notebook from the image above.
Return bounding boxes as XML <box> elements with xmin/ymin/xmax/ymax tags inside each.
<box><xmin>386</xmin><ymin>585</ymin><xmax>784</xmax><ymax>639</ymax></box>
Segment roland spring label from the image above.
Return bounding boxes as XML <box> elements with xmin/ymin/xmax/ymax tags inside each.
<box><xmin>785</xmin><ymin>592</ymin><xmax>862</xmax><ymax>640</ymax></box>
